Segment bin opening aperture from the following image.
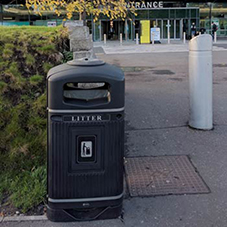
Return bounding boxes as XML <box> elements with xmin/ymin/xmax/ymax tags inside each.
<box><xmin>63</xmin><ymin>82</ymin><xmax>111</xmax><ymax>105</ymax></box>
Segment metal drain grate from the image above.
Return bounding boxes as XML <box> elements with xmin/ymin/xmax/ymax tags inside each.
<box><xmin>125</xmin><ymin>156</ymin><xmax>210</xmax><ymax>197</ymax></box>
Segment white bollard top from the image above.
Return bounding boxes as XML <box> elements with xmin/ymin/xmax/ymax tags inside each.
<box><xmin>189</xmin><ymin>34</ymin><xmax>213</xmax><ymax>51</ymax></box>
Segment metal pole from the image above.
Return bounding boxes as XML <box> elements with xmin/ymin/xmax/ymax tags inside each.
<box><xmin>167</xmin><ymin>20</ymin><xmax>170</xmax><ymax>44</ymax></box>
<box><xmin>183</xmin><ymin>32</ymin><xmax>186</xmax><ymax>44</ymax></box>
<box><xmin>125</xmin><ymin>19</ymin><xmax>128</xmax><ymax>41</ymax></box>
<box><xmin>136</xmin><ymin>33</ymin><xmax>139</xmax><ymax>45</ymax></box>
<box><xmin>104</xmin><ymin>34</ymin><xmax>106</xmax><ymax>45</ymax></box>
<box><xmin>152</xmin><ymin>32</ymin><xmax>155</xmax><ymax>45</ymax></box>
<box><xmin>99</xmin><ymin>20</ymin><xmax>101</xmax><ymax>42</ymax></box>
<box><xmin>189</xmin><ymin>34</ymin><xmax>213</xmax><ymax>130</ymax></box>
<box><xmin>214</xmin><ymin>31</ymin><xmax>217</xmax><ymax>43</ymax></box>
<box><xmin>209</xmin><ymin>3</ymin><xmax>212</xmax><ymax>34</ymax></box>
<box><xmin>120</xmin><ymin>33</ymin><xmax>122</xmax><ymax>45</ymax></box>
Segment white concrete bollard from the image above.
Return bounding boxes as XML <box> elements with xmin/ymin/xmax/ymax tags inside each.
<box><xmin>136</xmin><ymin>33</ymin><xmax>139</xmax><ymax>45</ymax></box>
<box><xmin>214</xmin><ymin>32</ymin><xmax>217</xmax><ymax>43</ymax></box>
<box><xmin>152</xmin><ymin>32</ymin><xmax>155</xmax><ymax>45</ymax></box>
<box><xmin>120</xmin><ymin>33</ymin><xmax>122</xmax><ymax>45</ymax></box>
<box><xmin>189</xmin><ymin>34</ymin><xmax>213</xmax><ymax>130</ymax></box>
<box><xmin>104</xmin><ymin>34</ymin><xmax>106</xmax><ymax>45</ymax></box>
<box><xmin>168</xmin><ymin>32</ymin><xmax>170</xmax><ymax>44</ymax></box>
<box><xmin>183</xmin><ymin>32</ymin><xmax>186</xmax><ymax>44</ymax></box>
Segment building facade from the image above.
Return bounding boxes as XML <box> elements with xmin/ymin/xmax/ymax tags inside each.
<box><xmin>91</xmin><ymin>7</ymin><xmax>199</xmax><ymax>41</ymax></box>
<box><xmin>0</xmin><ymin>1</ymin><xmax>226</xmax><ymax>41</ymax></box>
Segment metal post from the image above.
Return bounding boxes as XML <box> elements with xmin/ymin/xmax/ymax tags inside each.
<box><xmin>199</xmin><ymin>32</ymin><xmax>201</xmax><ymax>35</ymax></box>
<box><xmin>152</xmin><ymin>32</ymin><xmax>155</xmax><ymax>45</ymax></box>
<box><xmin>167</xmin><ymin>20</ymin><xmax>170</xmax><ymax>44</ymax></box>
<box><xmin>168</xmin><ymin>32</ymin><xmax>170</xmax><ymax>44</ymax></box>
<box><xmin>209</xmin><ymin>3</ymin><xmax>212</xmax><ymax>33</ymax></box>
<box><xmin>214</xmin><ymin>31</ymin><xmax>217</xmax><ymax>43</ymax></box>
<box><xmin>183</xmin><ymin>32</ymin><xmax>186</xmax><ymax>44</ymax></box>
<box><xmin>99</xmin><ymin>20</ymin><xmax>101</xmax><ymax>42</ymax></box>
<box><xmin>104</xmin><ymin>34</ymin><xmax>106</xmax><ymax>45</ymax></box>
<box><xmin>120</xmin><ymin>33</ymin><xmax>122</xmax><ymax>45</ymax></box>
<box><xmin>125</xmin><ymin>19</ymin><xmax>128</xmax><ymax>41</ymax></box>
<box><xmin>136</xmin><ymin>33</ymin><xmax>139</xmax><ymax>45</ymax></box>
<box><xmin>189</xmin><ymin>34</ymin><xmax>213</xmax><ymax>130</ymax></box>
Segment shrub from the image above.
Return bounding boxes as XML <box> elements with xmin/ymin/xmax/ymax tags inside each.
<box><xmin>0</xmin><ymin>26</ymin><xmax>69</xmax><ymax>213</ymax></box>
<box><xmin>26</xmin><ymin>54</ymin><xmax>36</xmax><ymax>66</ymax></box>
<box><xmin>30</xmin><ymin>75</ymin><xmax>43</xmax><ymax>85</ymax></box>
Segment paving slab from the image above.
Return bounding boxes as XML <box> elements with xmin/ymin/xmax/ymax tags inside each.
<box><xmin>124</xmin><ymin>194</ymin><xmax>227</xmax><ymax>227</ymax></box>
<box><xmin>100</xmin><ymin>43</ymin><xmax>227</xmax><ymax>55</ymax></box>
<box><xmin>125</xmin><ymin>125</ymin><xmax>227</xmax><ymax>190</ymax></box>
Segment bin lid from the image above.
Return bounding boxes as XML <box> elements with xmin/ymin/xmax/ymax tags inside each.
<box><xmin>189</xmin><ymin>34</ymin><xmax>213</xmax><ymax>51</ymax></box>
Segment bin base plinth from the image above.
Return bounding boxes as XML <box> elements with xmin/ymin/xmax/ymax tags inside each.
<box><xmin>47</xmin><ymin>203</ymin><xmax>122</xmax><ymax>222</ymax></box>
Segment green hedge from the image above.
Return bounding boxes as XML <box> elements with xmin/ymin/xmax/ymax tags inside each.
<box><xmin>0</xmin><ymin>26</ymin><xmax>69</xmax><ymax>212</ymax></box>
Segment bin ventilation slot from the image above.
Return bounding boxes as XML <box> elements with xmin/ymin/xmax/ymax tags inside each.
<box><xmin>67</xmin><ymin>83</ymin><xmax>105</xmax><ymax>89</ymax></box>
<box><xmin>63</xmin><ymin>82</ymin><xmax>110</xmax><ymax>106</ymax></box>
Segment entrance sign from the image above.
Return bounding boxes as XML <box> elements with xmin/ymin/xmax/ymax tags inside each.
<box><xmin>140</xmin><ymin>20</ymin><xmax>150</xmax><ymax>44</ymax></box>
<box><xmin>150</xmin><ymin>27</ymin><xmax>160</xmax><ymax>42</ymax></box>
<box><xmin>126</xmin><ymin>1</ymin><xmax>164</xmax><ymax>9</ymax></box>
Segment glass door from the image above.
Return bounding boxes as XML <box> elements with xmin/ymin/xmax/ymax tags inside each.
<box><xmin>163</xmin><ymin>20</ymin><xmax>168</xmax><ymax>39</ymax></box>
<box><xmin>175</xmin><ymin>20</ymin><xmax>181</xmax><ymax>39</ymax></box>
<box><xmin>162</xmin><ymin>19</ymin><xmax>181</xmax><ymax>40</ymax></box>
<box><xmin>170</xmin><ymin>20</ymin><xmax>174</xmax><ymax>38</ymax></box>
<box><xmin>163</xmin><ymin>20</ymin><xmax>174</xmax><ymax>39</ymax></box>
<box><xmin>101</xmin><ymin>21</ymin><xmax>108</xmax><ymax>40</ymax></box>
<box><xmin>93</xmin><ymin>20</ymin><xmax>101</xmax><ymax>41</ymax></box>
<box><xmin>126</xmin><ymin>20</ymin><xmax>133</xmax><ymax>40</ymax></box>
<box><xmin>134</xmin><ymin>20</ymin><xmax>140</xmax><ymax>40</ymax></box>
<box><xmin>156</xmin><ymin>20</ymin><xmax>163</xmax><ymax>39</ymax></box>
<box><xmin>119</xmin><ymin>21</ymin><xmax>124</xmax><ymax>40</ymax></box>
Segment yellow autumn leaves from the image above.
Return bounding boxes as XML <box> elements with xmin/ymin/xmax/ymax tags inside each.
<box><xmin>25</xmin><ymin>0</ymin><xmax>137</xmax><ymax>21</ymax></box>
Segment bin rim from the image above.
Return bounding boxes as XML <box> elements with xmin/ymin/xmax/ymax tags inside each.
<box><xmin>67</xmin><ymin>57</ymin><xmax>105</xmax><ymax>66</ymax></box>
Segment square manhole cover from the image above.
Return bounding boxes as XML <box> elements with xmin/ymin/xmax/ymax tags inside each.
<box><xmin>125</xmin><ymin>156</ymin><xmax>210</xmax><ymax>197</ymax></box>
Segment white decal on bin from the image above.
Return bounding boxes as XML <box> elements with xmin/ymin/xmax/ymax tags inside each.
<box><xmin>81</xmin><ymin>141</ymin><xmax>92</xmax><ymax>157</ymax></box>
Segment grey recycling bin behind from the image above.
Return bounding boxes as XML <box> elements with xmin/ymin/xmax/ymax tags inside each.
<box><xmin>46</xmin><ymin>58</ymin><xmax>125</xmax><ymax>222</ymax></box>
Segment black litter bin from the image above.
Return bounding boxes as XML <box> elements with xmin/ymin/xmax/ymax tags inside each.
<box><xmin>46</xmin><ymin>58</ymin><xmax>125</xmax><ymax>222</ymax></box>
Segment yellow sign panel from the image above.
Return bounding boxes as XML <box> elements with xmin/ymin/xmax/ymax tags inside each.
<box><xmin>140</xmin><ymin>20</ymin><xmax>150</xmax><ymax>44</ymax></box>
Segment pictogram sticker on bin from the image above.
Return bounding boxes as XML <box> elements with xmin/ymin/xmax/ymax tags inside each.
<box><xmin>77</xmin><ymin>135</ymin><xmax>96</xmax><ymax>163</ymax></box>
<box><xmin>81</xmin><ymin>141</ymin><xmax>92</xmax><ymax>157</ymax></box>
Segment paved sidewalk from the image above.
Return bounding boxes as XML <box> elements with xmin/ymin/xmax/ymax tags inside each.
<box><xmin>94</xmin><ymin>39</ymin><xmax>227</xmax><ymax>54</ymax></box>
<box><xmin>2</xmin><ymin>51</ymin><xmax>227</xmax><ymax>227</ymax></box>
